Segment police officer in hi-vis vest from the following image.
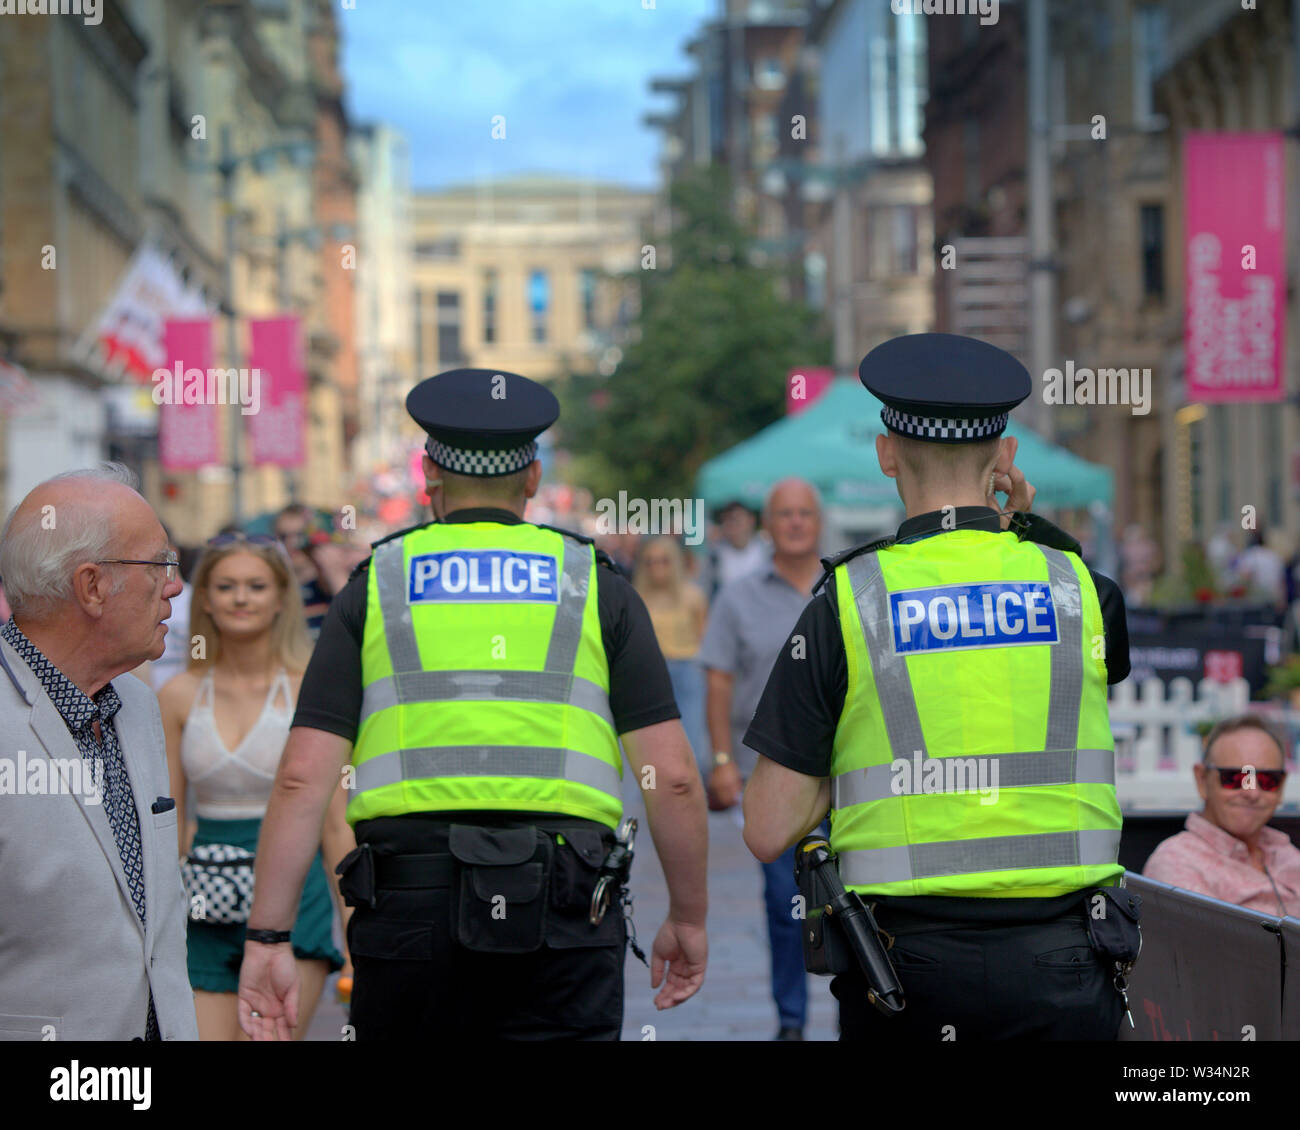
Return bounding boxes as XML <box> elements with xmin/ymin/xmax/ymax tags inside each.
<box><xmin>237</xmin><ymin>369</ymin><xmax>709</xmax><ymax>1040</ymax></box>
<box><xmin>742</xmin><ymin>334</ymin><xmax>1136</xmax><ymax>1041</ymax></box>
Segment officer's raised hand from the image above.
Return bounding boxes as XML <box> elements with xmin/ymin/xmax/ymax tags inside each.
<box><xmin>987</xmin><ymin>445</ymin><xmax>1036</xmax><ymax>530</ymax></box>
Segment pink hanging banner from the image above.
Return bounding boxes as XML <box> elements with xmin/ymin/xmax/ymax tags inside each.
<box><xmin>159</xmin><ymin>319</ymin><xmax>221</xmax><ymax>470</ymax></box>
<box><xmin>1184</xmin><ymin>132</ymin><xmax>1286</xmax><ymax>403</ymax></box>
<box><xmin>247</xmin><ymin>316</ymin><xmax>306</xmax><ymax>467</ymax></box>
<box><xmin>786</xmin><ymin>367</ymin><xmax>835</xmax><ymax>415</ymax></box>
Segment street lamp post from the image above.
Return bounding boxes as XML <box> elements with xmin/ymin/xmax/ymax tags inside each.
<box><xmin>218</xmin><ymin>124</ymin><xmax>245</xmax><ymax>527</ymax></box>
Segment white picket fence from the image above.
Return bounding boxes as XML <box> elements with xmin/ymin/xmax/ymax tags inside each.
<box><xmin>1108</xmin><ymin>676</ymin><xmax>1255</xmax><ymax>810</ymax></box>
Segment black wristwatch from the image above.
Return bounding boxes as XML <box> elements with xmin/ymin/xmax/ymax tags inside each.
<box><xmin>245</xmin><ymin>928</ymin><xmax>292</xmax><ymax>945</ymax></box>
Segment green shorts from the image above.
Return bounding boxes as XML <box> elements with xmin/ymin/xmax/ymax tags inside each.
<box><xmin>186</xmin><ymin>815</ymin><xmax>345</xmax><ymax>994</ymax></box>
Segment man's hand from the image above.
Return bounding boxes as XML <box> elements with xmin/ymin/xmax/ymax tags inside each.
<box><xmin>707</xmin><ymin>761</ymin><xmax>743</xmax><ymax>810</ymax></box>
<box><xmin>649</xmin><ymin>918</ymin><xmax>707</xmax><ymax>1009</ymax></box>
<box><xmin>237</xmin><ymin>942</ymin><xmax>300</xmax><ymax>1041</ymax></box>
<box><xmin>988</xmin><ymin>464</ymin><xmax>1036</xmax><ymax>530</ymax></box>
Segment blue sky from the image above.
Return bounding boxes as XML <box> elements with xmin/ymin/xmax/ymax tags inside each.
<box><xmin>340</xmin><ymin>0</ymin><xmax>716</xmax><ymax>191</ymax></box>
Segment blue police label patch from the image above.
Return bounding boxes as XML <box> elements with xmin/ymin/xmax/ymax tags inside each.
<box><xmin>889</xmin><ymin>581</ymin><xmax>1058</xmax><ymax>654</ymax></box>
<box><xmin>407</xmin><ymin>550</ymin><xmax>559</xmax><ymax>604</ymax></box>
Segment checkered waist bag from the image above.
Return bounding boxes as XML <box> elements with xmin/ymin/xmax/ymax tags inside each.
<box><xmin>181</xmin><ymin>844</ymin><xmax>256</xmax><ymax>925</ymax></box>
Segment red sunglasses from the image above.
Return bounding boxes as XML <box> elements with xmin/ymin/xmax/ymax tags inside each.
<box><xmin>1206</xmin><ymin>766</ymin><xmax>1287</xmax><ymax>792</ymax></box>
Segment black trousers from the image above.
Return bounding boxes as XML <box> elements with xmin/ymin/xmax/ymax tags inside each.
<box><xmin>832</xmin><ymin>892</ymin><xmax>1125</xmax><ymax>1041</ymax></box>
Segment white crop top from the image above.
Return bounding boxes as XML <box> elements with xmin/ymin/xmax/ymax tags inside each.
<box><xmin>180</xmin><ymin>667</ymin><xmax>294</xmax><ymax>820</ymax></box>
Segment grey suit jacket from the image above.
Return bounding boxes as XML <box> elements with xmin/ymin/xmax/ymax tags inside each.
<box><xmin>0</xmin><ymin>634</ymin><xmax>199</xmax><ymax>1040</ymax></box>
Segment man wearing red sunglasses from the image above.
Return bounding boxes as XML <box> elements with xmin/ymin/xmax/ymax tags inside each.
<box><xmin>1144</xmin><ymin>714</ymin><xmax>1300</xmax><ymax>916</ymax></box>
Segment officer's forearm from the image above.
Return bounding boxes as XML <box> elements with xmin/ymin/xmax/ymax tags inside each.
<box><xmin>644</xmin><ymin>784</ymin><xmax>708</xmax><ymax>925</ymax></box>
<box><xmin>623</xmin><ymin>721</ymin><xmax>708</xmax><ymax>926</ymax></box>
<box><xmin>248</xmin><ymin>727</ymin><xmax>352</xmax><ymax>931</ymax></box>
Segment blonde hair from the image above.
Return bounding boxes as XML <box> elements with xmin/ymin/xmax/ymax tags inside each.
<box><xmin>634</xmin><ymin>536</ymin><xmax>688</xmax><ymax>599</ymax></box>
<box><xmin>187</xmin><ymin>541</ymin><xmax>314</xmax><ymax>674</ymax></box>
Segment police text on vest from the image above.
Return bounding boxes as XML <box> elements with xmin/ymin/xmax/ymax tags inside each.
<box><xmin>889</xmin><ymin>581</ymin><xmax>1058</xmax><ymax>654</ymax></box>
<box><xmin>407</xmin><ymin>550</ymin><xmax>559</xmax><ymax>604</ymax></box>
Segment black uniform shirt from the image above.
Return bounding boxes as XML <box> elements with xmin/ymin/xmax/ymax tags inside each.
<box><xmin>743</xmin><ymin>507</ymin><xmax>1131</xmax><ymax>779</ymax></box>
<box><xmin>293</xmin><ymin>507</ymin><xmax>680</xmax><ymax>740</ymax></box>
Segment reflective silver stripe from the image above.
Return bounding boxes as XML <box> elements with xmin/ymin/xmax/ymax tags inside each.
<box><xmin>845</xmin><ymin>551</ymin><xmax>926</xmax><ymax>760</ymax></box>
<box><xmin>352</xmin><ymin>745</ymin><xmax>621</xmax><ymax>803</ymax></box>
<box><xmin>839</xmin><ymin>546</ymin><xmax>1099</xmax><ymax>812</ymax></box>
<box><xmin>360</xmin><ymin>670</ymin><xmax>614</xmax><ymax>731</ymax></box>
<box><xmin>831</xmin><ymin>748</ymin><xmax>1116</xmax><ymax>808</ymax></box>
<box><xmin>838</xmin><ymin>828</ymin><xmax>1122</xmax><ymax>886</ymax></box>
<box><xmin>375</xmin><ymin>540</ymin><xmax>423</xmax><ymax>673</ymax></box>
<box><xmin>545</xmin><ymin>539</ymin><xmax>591</xmax><ymax>671</ymax></box>
<box><xmin>1038</xmin><ymin>545</ymin><xmax>1083</xmax><ymax>751</ymax></box>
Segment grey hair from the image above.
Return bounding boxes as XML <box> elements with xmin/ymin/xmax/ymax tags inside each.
<box><xmin>0</xmin><ymin>463</ymin><xmax>142</xmax><ymax>619</ymax></box>
<box><xmin>763</xmin><ymin>477</ymin><xmax>823</xmax><ymax>520</ymax></box>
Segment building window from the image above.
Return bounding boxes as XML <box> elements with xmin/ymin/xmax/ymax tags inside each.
<box><xmin>962</xmin><ymin>116</ymin><xmax>981</xmax><ymax>214</ymax></box>
<box><xmin>868</xmin><ymin>205</ymin><xmax>919</xmax><ymax>278</ymax></box>
<box><xmin>528</xmin><ymin>270</ymin><xmax>549</xmax><ymax>344</ymax></box>
<box><xmin>413</xmin><ymin>288</ymin><xmax>424</xmax><ymax>374</ymax></box>
<box><xmin>414</xmin><ymin>238</ymin><xmax>460</xmax><ymax>261</ymax></box>
<box><xmin>1133</xmin><ymin>5</ymin><xmax>1169</xmax><ymax>124</ymax></box>
<box><xmin>436</xmin><ymin>291</ymin><xmax>461</xmax><ymax>366</ymax></box>
<box><xmin>753</xmin><ymin>56</ymin><xmax>785</xmax><ymax>91</ymax></box>
<box><xmin>804</xmin><ymin>251</ymin><xmax>826</xmax><ymax>310</ymax></box>
<box><xmin>1140</xmin><ymin>203</ymin><xmax>1164</xmax><ymax>299</ymax></box>
<box><xmin>483</xmin><ymin>270</ymin><xmax>498</xmax><ymax>344</ymax></box>
<box><xmin>579</xmin><ymin>268</ymin><xmax>597</xmax><ymax>332</ymax></box>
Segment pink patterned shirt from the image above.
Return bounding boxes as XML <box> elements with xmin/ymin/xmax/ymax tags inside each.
<box><xmin>1143</xmin><ymin>811</ymin><xmax>1300</xmax><ymax>917</ymax></box>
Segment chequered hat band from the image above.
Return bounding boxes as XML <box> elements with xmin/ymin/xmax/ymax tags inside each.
<box><xmin>425</xmin><ymin>437</ymin><xmax>538</xmax><ymax>476</ymax></box>
<box><xmin>881</xmin><ymin>406</ymin><xmax>1008</xmax><ymax>442</ymax></box>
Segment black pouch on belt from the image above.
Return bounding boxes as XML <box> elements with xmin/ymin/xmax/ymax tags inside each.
<box><xmin>336</xmin><ymin>843</ymin><xmax>376</xmax><ymax>909</ymax></box>
<box><xmin>449</xmin><ymin>824</ymin><xmax>552</xmax><ymax>953</ymax></box>
<box><xmin>1082</xmin><ymin>886</ymin><xmax>1143</xmax><ymax>963</ymax></box>
<box><xmin>546</xmin><ymin>826</ymin><xmax>624</xmax><ymax>949</ymax></box>
<box><xmin>794</xmin><ymin>843</ymin><xmax>854</xmax><ymax>975</ymax></box>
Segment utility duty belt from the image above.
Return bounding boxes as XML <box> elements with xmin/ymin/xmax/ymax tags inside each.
<box><xmin>795</xmin><ymin>835</ymin><xmax>1143</xmax><ymax>1023</ymax></box>
<box><xmin>336</xmin><ymin>818</ymin><xmax>645</xmax><ymax>959</ymax></box>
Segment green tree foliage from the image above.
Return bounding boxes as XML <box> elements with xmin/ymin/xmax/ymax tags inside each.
<box><xmin>560</xmin><ymin>166</ymin><xmax>829</xmax><ymax>502</ymax></box>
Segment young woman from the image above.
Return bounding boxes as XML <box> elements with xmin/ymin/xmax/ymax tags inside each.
<box><xmin>159</xmin><ymin>533</ymin><xmax>352</xmax><ymax>1041</ymax></box>
<box><xmin>633</xmin><ymin>536</ymin><xmax>710</xmax><ymax>779</ymax></box>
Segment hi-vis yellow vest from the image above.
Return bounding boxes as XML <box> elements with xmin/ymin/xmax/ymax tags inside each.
<box><xmin>830</xmin><ymin>529</ymin><xmax>1123</xmax><ymax>898</ymax></box>
<box><xmin>348</xmin><ymin>521</ymin><xmax>623</xmax><ymax>829</ymax></box>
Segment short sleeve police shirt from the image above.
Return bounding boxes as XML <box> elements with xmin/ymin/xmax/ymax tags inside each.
<box><xmin>742</xmin><ymin>508</ymin><xmax>1131</xmax><ymax>779</ymax></box>
<box><xmin>293</xmin><ymin>508</ymin><xmax>680</xmax><ymax>740</ymax></box>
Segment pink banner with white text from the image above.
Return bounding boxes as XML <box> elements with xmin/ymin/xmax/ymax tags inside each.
<box><xmin>247</xmin><ymin>316</ymin><xmax>306</xmax><ymax>467</ymax></box>
<box><xmin>159</xmin><ymin>319</ymin><xmax>221</xmax><ymax>471</ymax></box>
<box><xmin>1184</xmin><ymin>132</ymin><xmax>1286</xmax><ymax>403</ymax></box>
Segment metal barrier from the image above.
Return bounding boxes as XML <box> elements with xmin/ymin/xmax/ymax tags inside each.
<box><xmin>1119</xmin><ymin>873</ymin><xmax>1284</xmax><ymax>1041</ymax></box>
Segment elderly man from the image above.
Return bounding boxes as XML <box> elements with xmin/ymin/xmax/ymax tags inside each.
<box><xmin>698</xmin><ymin>478</ymin><xmax>823</xmax><ymax>1040</ymax></box>
<box><xmin>0</xmin><ymin>464</ymin><xmax>197</xmax><ymax>1040</ymax></box>
<box><xmin>1145</xmin><ymin>714</ymin><xmax>1300</xmax><ymax>915</ymax></box>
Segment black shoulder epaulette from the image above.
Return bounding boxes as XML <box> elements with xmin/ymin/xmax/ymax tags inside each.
<box><xmin>1007</xmin><ymin>512</ymin><xmax>1082</xmax><ymax>556</ymax></box>
<box><xmin>347</xmin><ymin>520</ymin><xmax>436</xmax><ymax>585</ymax></box>
<box><xmin>531</xmin><ymin>520</ymin><xmax>594</xmax><ymax>546</ymax></box>
<box><xmin>369</xmin><ymin>519</ymin><xmax>434</xmax><ymax>551</ymax></box>
<box><xmin>594</xmin><ymin>548</ymin><xmax>626</xmax><ymax>578</ymax></box>
<box><xmin>812</xmin><ymin>534</ymin><xmax>896</xmax><ymax>595</ymax></box>
<box><xmin>531</xmin><ymin>520</ymin><xmax>624</xmax><ymax>574</ymax></box>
